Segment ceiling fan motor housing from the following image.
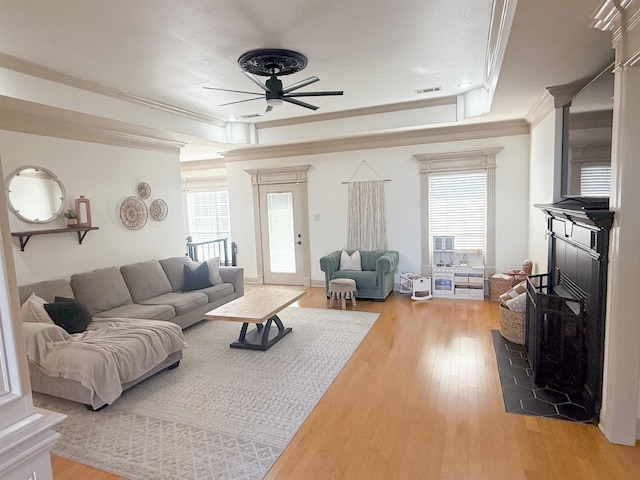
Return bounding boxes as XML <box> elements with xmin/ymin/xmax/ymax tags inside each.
<box><xmin>266</xmin><ymin>76</ymin><xmax>284</xmax><ymax>97</ymax></box>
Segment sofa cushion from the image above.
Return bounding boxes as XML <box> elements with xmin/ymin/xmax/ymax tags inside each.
<box><xmin>332</xmin><ymin>270</ymin><xmax>377</xmax><ymax>288</ymax></box>
<box><xmin>21</xmin><ymin>293</ymin><xmax>54</xmax><ymax>324</ymax></box>
<box><xmin>159</xmin><ymin>256</ymin><xmax>191</xmax><ymax>292</ymax></box>
<box><xmin>182</xmin><ymin>263</ymin><xmax>212</xmax><ymax>291</ymax></box>
<box><xmin>360</xmin><ymin>251</ymin><xmax>386</xmax><ymax>271</ymax></box>
<box><xmin>120</xmin><ymin>260</ymin><xmax>173</xmax><ymax>303</ymax></box>
<box><xmin>19</xmin><ymin>279</ymin><xmax>75</xmax><ymax>305</ymax></box>
<box><xmin>44</xmin><ymin>297</ymin><xmax>92</xmax><ymax>334</ymax></box>
<box><xmin>198</xmin><ymin>283</ymin><xmax>235</xmax><ymax>303</ymax></box>
<box><xmin>141</xmin><ymin>292</ymin><xmax>208</xmax><ymax>317</ymax></box>
<box><xmin>71</xmin><ymin>267</ymin><xmax>133</xmax><ymax>316</ymax></box>
<box><xmin>93</xmin><ymin>303</ymin><xmax>175</xmax><ymax>321</ymax></box>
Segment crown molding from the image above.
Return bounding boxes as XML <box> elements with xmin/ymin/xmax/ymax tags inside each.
<box><xmin>0</xmin><ymin>52</ymin><xmax>227</xmax><ymax>128</ymax></box>
<box><xmin>254</xmin><ymin>96</ymin><xmax>457</xmax><ymax>130</ymax></box>
<box><xmin>223</xmin><ymin>119</ymin><xmax>529</xmax><ymax>162</ymax></box>
<box><xmin>0</xmin><ymin>95</ymin><xmax>186</xmax><ymax>154</ymax></box>
<box><xmin>591</xmin><ymin>0</ymin><xmax>637</xmax><ymax>32</ymax></box>
<box><xmin>525</xmin><ymin>90</ymin><xmax>555</xmax><ymax>128</ymax></box>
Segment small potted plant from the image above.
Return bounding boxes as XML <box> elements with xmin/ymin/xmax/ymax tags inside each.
<box><xmin>63</xmin><ymin>208</ymin><xmax>79</xmax><ymax>228</ymax></box>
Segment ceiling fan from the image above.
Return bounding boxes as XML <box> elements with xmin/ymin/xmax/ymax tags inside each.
<box><xmin>204</xmin><ymin>48</ymin><xmax>343</xmax><ymax>112</ymax></box>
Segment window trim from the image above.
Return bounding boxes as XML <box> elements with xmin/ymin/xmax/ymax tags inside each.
<box><xmin>415</xmin><ymin>148</ymin><xmax>501</xmax><ymax>275</ymax></box>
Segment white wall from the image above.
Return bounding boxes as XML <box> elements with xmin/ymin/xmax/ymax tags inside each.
<box><xmin>527</xmin><ymin>111</ymin><xmax>559</xmax><ymax>273</ymax></box>
<box><xmin>226</xmin><ymin>133</ymin><xmax>531</xmax><ymax>284</ymax></box>
<box><xmin>0</xmin><ymin>131</ymin><xmax>186</xmax><ymax>285</ymax></box>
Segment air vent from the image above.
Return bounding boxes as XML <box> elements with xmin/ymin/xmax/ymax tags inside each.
<box><xmin>414</xmin><ymin>86</ymin><xmax>442</xmax><ymax>94</ymax></box>
<box><xmin>237</xmin><ymin>113</ymin><xmax>262</xmax><ymax>119</ymax></box>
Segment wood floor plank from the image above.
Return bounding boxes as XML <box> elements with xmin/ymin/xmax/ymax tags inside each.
<box><xmin>52</xmin><ymin>287</ymin><xmax>640</xmax><ymax>480</ymax></box>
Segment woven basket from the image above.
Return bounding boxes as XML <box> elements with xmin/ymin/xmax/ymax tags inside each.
<box><xmin>489</xmin><ymin>276</ymin><xmax>517</xmax><ymax>302</ymax></box>
<box><xmin>499</xmin><ymin>304</ymin><xmax>525</xmax><ymax>345</ymax></box>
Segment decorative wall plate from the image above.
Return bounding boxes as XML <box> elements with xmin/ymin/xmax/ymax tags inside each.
<box><xmin>119</xmin><ymin>196</ymin><xmax>148</xmax><ymax>230</ymax></box>
<box><xmin>136</xmin><ymin>182</ymin><xmax>151</xmax><ymax>199</ymax></box>
<box><xmin>150</xmin><ymin>198</ymin><xmax>168</xmax><ymax>222</ymax></box>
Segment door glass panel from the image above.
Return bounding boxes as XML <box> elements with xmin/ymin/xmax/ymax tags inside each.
<box><xmin>267</xmin><ymin>192</ymin><xmax>296</xmax><ymax>273</ymax></box>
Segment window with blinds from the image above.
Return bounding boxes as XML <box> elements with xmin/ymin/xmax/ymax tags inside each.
<box><xmin>428</xmin><ymin>171</ymin><xmax>487</xmax><ymax>259</ymax></box>
<box><xmin>186</xmin><ymin>191</ymin><xmax>231</xmax><ymax>243</ymax></box>
<box><xmin>581</xmin><ymin>164</ymin><xmax>611</xmax><ymax>197</ymax></box>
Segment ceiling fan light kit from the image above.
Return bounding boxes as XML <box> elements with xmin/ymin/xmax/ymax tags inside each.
<box><xmin>205</xmin><ymin>48</ymin><xmax>343</xmax><ymax>113</ymax></box>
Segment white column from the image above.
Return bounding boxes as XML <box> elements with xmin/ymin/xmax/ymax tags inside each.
<box><xmin>0</xmin><ymin>154</ymin><xmax>66</xmax><ymax>477</ymax></box>
<box><xmin>594</xmin><ymin>0</ymin><xmax>640</xmax><ymax>445</ymax></box>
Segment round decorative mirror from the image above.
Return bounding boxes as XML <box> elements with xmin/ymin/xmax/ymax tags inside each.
<box><xmin>6</xmin><ymin>166</ymin><xmax>66</xmax><ymax>223</ymax></box>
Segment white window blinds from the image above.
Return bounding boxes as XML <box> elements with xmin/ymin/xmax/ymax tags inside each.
<box><xmin>186</xmin><ymin>191</ymin><xmax>230</xmax><ymax>243</ymax></box>
<box><xmin>581</xmin><ymin>164</ymin><xmax>611</xmax><ymax>197</ymax></box>
<box><xmin>428</xmin><ymin>171</ymin><xmax>486</xmax><ymax>255</ymax></box>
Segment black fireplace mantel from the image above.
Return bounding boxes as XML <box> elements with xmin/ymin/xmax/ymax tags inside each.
<box><xmin>534</xmin><ymin>199</ymin><xmax>614</xmax><ymax>231</ymax></box>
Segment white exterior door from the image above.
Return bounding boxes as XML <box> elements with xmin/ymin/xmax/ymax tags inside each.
<box><xmin>258</xmin><ymin>182</ymin><xmax>309</xmax><ymax>286</ymax></box>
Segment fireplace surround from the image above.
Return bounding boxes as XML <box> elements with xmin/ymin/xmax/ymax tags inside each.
<box><xmin>527</xmin><ymin>199</ymin><xmax>613</xmax><ymax>422</ymax></box>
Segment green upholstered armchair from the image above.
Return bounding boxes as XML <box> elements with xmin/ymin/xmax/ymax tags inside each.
<box><xmin>319</xmin><ymin>250</ymin><xmax>399</xmax><ymax>301</ymax></box>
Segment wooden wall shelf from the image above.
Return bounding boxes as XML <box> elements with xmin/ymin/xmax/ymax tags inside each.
<box><xmin>11</xmin><ymin>226</ymin><xmax>99</xmax><ymax>251</ymax></box>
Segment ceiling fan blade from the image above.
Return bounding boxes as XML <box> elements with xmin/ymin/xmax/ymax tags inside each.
<box><xmin>242</xmin><ymin>71</ymin><xmax>271</xmax><ymax>92</ymax></box>
<box><xmin>218</xmin><ymin>96</ymin><xmax>264</xmax><ymax>107</ymax></box>
<box><xmin>285</xmin><ymin>90</ymin><xmax>344</xmax><ymax>98</ymax></box>
<box><xmin>203</xmin><ymin>86</ymin><xmax>262</xmax><ymax>95</ymax></box>
<box><xmin>265</xmin><ymin>105</ymin><xmax>273</xmax><ymax>113</ymax></box>
<box><xmin>282</xmin><ymin>76</ymin><xmax>319</xmax><ymax>93</ymax></box>
<box><xmin>282</xmin><ymin>97</ymin><xmax>319</xmax><ymax>110</ymax></box>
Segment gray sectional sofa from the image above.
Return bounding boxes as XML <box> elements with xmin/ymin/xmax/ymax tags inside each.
<box><xmin>20</xmin><ymin>256</ymin><xmax>244</xmax><ymax>329</ymax></box>
<box><xmin>19</xmin><ymin>256</ymin><xmax>244</xmax><ymax>409</ymax></box>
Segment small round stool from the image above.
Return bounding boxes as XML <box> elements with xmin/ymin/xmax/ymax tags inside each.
<box><xmin>328</xmin><ymin>278</ymin><xmax>357</xmax><ymax>310</ymax></box>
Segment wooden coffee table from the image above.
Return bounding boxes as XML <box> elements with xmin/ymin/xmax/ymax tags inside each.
<box><xmin>204</xmin><ymin>288</ymin><xmax>306</xmax><ymax>351</ymax></box>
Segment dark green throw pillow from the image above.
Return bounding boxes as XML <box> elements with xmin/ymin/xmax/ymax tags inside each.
<box><xmin>182</xmin><ymin>262</ymin><xmax>212</xmax><ymax>291</ymax></box>
<box><xmin>44</xmin><ymin>296</ymin><xmax>92</xmax><ymax>334</ymax></box>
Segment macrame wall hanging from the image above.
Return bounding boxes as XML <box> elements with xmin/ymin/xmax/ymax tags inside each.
<box><xmin>343</xmin><ymin>161</ymin><xmax>390</xmax><ymax>251</ymax></box>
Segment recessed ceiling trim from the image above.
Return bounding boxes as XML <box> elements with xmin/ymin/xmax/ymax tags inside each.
<box><xmin>0</xmin><ymin>95</ymin><xmax>187</xmax><ymax>154</ymax></box>
<box><xmin>224</xmin><ymin>119</ymin><xmax>529</xmax><ymax>162</ymax></box>
<box><xmin>483</xmin><ymin>0</ymin><xmax>518</xmax><ymax>112</ymax></box>
<box><xmin>0</xmin><ymin>52</ymin><xmax>226</xmax><ymax>128</ymax></box>
<box><xmin>255</xmin><ymin>96</ymin><xmax>457</xmax><ymax>130</ymax></box>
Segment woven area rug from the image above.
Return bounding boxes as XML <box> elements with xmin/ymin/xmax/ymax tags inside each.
<box><xmin>34</xmin><ymin>307</ymin><xmax>379</xmax><ymax>480</ymax></box>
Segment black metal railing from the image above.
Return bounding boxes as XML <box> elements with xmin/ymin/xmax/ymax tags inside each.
<box><xmin>186</xmin><ymin>237</ymin><xmax>237</xmax><ymax>266</ymax></box>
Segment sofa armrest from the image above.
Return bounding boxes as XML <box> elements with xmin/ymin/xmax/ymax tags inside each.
<box><xmin>376</xmin><ymin>251</ymin><xmax>399</xmax><ymax>274</ymax></box>
<box><xmin>219</xmin><ymin>266</ymin><xmax>244</xmax><ymax>297</ymax></box>
<box><xmin>319</xmin><ymin>251</ymin><xmax>341</xmax><ymax>275</ymax></box>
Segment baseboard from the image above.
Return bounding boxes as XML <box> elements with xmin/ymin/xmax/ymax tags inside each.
<box><xmin>599</xmin><ymin>407</ymin><xmax>640</xmax><ymax>443</ymax></box>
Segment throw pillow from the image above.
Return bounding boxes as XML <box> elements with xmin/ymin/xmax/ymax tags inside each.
<box><xmin>21</xmin><ymin>293</ymin><xmax>54</xmax><ymax>324</ymax></box>
<box><xmin>207</xmin><ymin>257</ymin><xmax>224</xmax><ymax>285</ymax></box>
<box><xmin>499</xmin><ymin>281</ymin><xmax>527</xmax><ymax>307</ymax></box>
<box><xmin>188</xmin><ymin>257</ymin><xmax>223</xmax><ymax>286</ymax></box>
<box><xmin>183</xmin><ymin>262</ymin><xmax>212</xmax><ymax>291</ymax></box>
<box><xmin>506</xmin><ymin>292</ymin><xmax>527</xmax><ymax>312</ymax></box>
<box><xmin>44</xmin><ymin>297</ymin><xmax>92</xmax><ymax>334</ymax></box>
<box><xmin>339</xmin><ymin>250</ymin><xmax>361</xmax><ymax>271</ymax></box>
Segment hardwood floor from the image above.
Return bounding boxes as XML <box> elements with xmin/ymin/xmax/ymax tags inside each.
<box><xmin>52</xmin><ymin>286</ymin><xmax>640</xmax><ymax>479</ymax></box>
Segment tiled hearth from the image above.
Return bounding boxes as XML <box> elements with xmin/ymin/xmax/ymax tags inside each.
<box><xmin>491</xmin><ymin>330</ymin><xmax>592</xmax><ymax>423</ymax></box>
